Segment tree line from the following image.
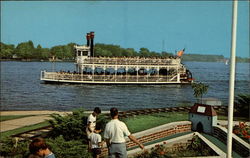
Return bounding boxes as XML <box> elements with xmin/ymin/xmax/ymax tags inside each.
<box><xmin>1</xmin><ymin>41</ymin><xmax>249</xmax><ymax>62</ymax></box>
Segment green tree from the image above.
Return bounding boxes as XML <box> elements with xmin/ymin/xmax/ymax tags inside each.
<box><xmin>50</xmin><ymin>45</ymin><xmax>64</xmax><ymax>59</ymax></box>
<box><xmin>40</xmin><ymin>48</ymin><xmax>50</xmax><ymax>60</ymax></box>
<box><xmin>161</xmin><ymin>51</ymin><xmax>173</xmax><ymax>58</ymax></box>
<box><xmin>33</xmin><ymin>44</ymin><xmax>43</xmax><ymax>59</ymax></box>
<box><xmin>15</xmin><ymin>40</ymin><xmax>35</xmax><ymax>59</ymax></box>
<box><xmin>0</xmin><ymin>42</ymin><xmax>15</xmax><ymax>59</ymax></box>
<box><xmin>139</xmin><ymin>48</ymin><xmax>150</xmax><ymax>57</ymax></box>
<box><xmin>125</xmin><ymin>48</ymin><xmax>137</xmax><ymax>57</ymax></box>
<box><xmin>191</xmin><ymin>82</ymin><xmax>209</xmax><ymax>103</ymax></box>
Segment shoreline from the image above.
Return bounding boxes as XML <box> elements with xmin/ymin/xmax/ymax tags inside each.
<box><xmin>0</xmin><ymin>110</ymin><xmax>110</xmax><ymax>116</ymax></box>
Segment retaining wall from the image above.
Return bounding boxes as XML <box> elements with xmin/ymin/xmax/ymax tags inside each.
<box><xmin>100</xmin><ymin>121</ymin><xmax>191</xmax><ymax>157</ymax></box>
<box><xmin>213</xmin><ymin>125</ymin><xmax>250</xmax><ymax>157</ymax></box>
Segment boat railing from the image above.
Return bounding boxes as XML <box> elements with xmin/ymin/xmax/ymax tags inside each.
<box><xmin>41</xmin><ymin>71</ymin><xmax>179</xmax><ymax>82</ymax></box>
<box><xmin>80</xmin><ymin>57</ymin><xmax>180</xmax><ymax>66</ymax></box>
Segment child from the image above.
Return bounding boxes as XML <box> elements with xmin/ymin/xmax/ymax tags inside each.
<box><xmin>89</xmin><ymin>124</ymin><xmax>104</xmax><ymax>158</ymax></box>
<box><xmin>29</xmin><ymin>137</ymin><xmax>55</xmax><ymax>158</ymax></box>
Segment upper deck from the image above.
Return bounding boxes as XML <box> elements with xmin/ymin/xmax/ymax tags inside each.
<box><xmin>76</xmin><ymin>56</ymin><xmax>182</xmax><ymax>66</ymax></box>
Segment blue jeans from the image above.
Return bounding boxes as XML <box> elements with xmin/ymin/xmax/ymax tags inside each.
<box><xmin>108</xmin><ymin>143</ymin><xmax>127</xmax><ymax>158</ymax></box>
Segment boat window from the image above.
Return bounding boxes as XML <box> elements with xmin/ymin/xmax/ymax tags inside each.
<box><xmin>83</xmin><ymin>51</ymin><xmax>88</xmax><ymax>56</ymax></box>
<box><xmin>78</xmin><ymin>51</ymin><xmax>81</xmax><ymax>56</ymax></box>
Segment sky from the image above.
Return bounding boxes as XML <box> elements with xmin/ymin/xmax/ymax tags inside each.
<box><xmin>1</xmin><ymin>1</ymin><xmax>249</xmax><ymax>58</ymax></box>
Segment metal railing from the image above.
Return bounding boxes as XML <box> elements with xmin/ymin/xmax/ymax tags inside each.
<box><xmin>41</xmin><ymin>71</ymin><xmax>180</xmax><ymax>83</ymax></box>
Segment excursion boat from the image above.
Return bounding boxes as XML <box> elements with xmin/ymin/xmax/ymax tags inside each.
<box><xmin>40</xmin><ymin>32</ymin><xmax>194</xmax><ymax>85</ymax></box>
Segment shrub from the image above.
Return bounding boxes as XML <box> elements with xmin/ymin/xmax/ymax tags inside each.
<box><xmin>233</xmin><ymin>122</ymin><xmax>250</xmax><ymax>143</ymax></box>
<box><xmin>48</xmin><ymin>108</ymin><xmax>109</xmax><ymax>142</ymax></box>
<box><xmin>0</xmin><ymin>137</ymin><xmax>30</xmax><ymax>157</ymax></box>
<box><xmin>46</xmin><ymin>135</ymin><xmax>92</xmax><ymax>158</ymax></box>
<box><xmin>234</xmin><ymin>94</ymin><xmax>250</xmax><ymax>119</ymax></box>
<box><xmin>48</xmin><ymin>108</ymin><xmax>89</xmax><ymax>142</ymax></box>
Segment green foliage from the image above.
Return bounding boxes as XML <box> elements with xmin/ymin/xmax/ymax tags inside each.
<box><xmin>233</xmin><ymin>122</ymin><xmax>250</xmax><ymax>143</ymax></box>
<box><xmin>182</xmin><ymin>54</ymin><xmax>225</xmax><ymax>62</ymax></box>
<box><xmin>0</xmin><ymin>42</ymin><xmax>15</xmax><ymax>59</ymax></box>
<box><xmin>15</xmin><ymin>41</ymin><xmax>35</xmax><ymax>59</ymax></box>
<box><xmin>236</xmin><ymin>57</ymin><xmax>250</xmax><ymax>63</ymax></box>
<box><xmin>187</xmin><ymin>135</ymin><xmax>216</xmax><ymax>156</ymax></box>
<box><xmin>46</xmin><ymin>135</ymin><xmax>92</xmax><ymax>158</ymax></box>
<box><xmin>1</xmin><ymin>41</ymin><xmax>249</xmax><ymax>62</ymax></box>
<box><xmin>234</xmin><ymin>94</ymin><xmax>250</xmax><ymax>118</ymax></box>
<box><xmin>48</xmin><ymin>108</ymin><xmax>88</xmax><ymax>141</ymax></box>
<box><xmin>0</xmin><ymin>137</ymin><xmax>30</xmax><ymax>157</ymax></box>
<box><xmin>48</xmin><ymin>108</ymin><xmax>109</xmax><ymax>142</ymax></box>
<box><xmin>191</xmin><ymin>82</ymin><xmax>209</xmax><ymax>103</ymax></box>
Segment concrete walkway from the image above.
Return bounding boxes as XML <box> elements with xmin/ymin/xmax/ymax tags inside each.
<box><xmin>0</xmin><ymin>110</ymin><xmax>110</xmax><ymax>133</ymax></box>
<box><xmin>0</xmin><ymin>111</ymin><xmax>71</xmax><ymax>132</ymax></box>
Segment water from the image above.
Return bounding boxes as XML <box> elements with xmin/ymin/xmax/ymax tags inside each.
<box><xmin>1</xmin><ymin>61</ymin><xmax>249</xmax><ymax>111</ymax></box>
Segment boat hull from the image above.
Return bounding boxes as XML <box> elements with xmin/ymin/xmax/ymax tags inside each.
<box><xmin>41</xmin><ymin>78</ymin><xmax>192</xmax><ymax>85</ymax></box>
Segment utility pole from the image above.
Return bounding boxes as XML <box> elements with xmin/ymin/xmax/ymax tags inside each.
<box><xmin>227</xmin><ymin>0</ymin><xmax>238</xmax><ymax>157</ymax></box>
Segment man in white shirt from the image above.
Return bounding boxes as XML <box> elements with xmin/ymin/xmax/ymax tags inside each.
<box><xmin>86</xmin><ymin>107</ymin><xmax>102</xmax><ymax>138</ymax></box>
<box><xmin>104</xmin><ymin>108</ymin><xmax>144</xmax><ymax>158</ymax></box>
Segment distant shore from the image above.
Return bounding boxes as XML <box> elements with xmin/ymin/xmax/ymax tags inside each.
<box><xmin>0</xmin><ymin>110</ymin><xmax>110</xmax><ymax>116</ymax></box>
<box><xmin>1</xmin><ymin>58</ymin><xmax>249</xmax><ymax>63</ymax></box>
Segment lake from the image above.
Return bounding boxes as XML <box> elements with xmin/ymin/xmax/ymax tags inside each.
<box><xmin>1</xmin><ymin>61</ymin><xmax>249</xmax><ymax>111</ymax></box>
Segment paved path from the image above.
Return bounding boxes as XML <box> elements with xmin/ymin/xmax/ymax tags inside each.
<box><xmin>0</xmin><ymin>111</ymin><xmax>71</xmax><ymax>133</ymax></box>
<box><xmin>0</xmin><ymin>110</ymin><xmax>110</xmax><ymax>132</ymax></box>
<box><xmin>0</xmin><ymin>115</ymin><xmax>52</xmax><ymax>132</ymax></box>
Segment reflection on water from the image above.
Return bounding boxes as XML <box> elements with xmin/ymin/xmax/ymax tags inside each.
<box><xmin>1</xmin><ymin>61</ymin><xmax>249</xmax><ymax>111</ymax></box>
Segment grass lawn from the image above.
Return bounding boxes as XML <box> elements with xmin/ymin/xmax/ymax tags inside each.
<box><xmin>0</xmin><ymin>115</ymin><xmax>35</xmax><ymax>122</ymax></box>
<box><xmin>0</xmin><ymin>121</ymin><xmax>50</xmax><ymax>140</ymax></box>
<box><xmin>122</xmin><ymin>112</ymin><xmax>249</xmax><ymax>134</ymax></box>
<box><xmin>122</xmin><ymin>112</ymin><xmax>189</xmax><ymax>133</ymax></box>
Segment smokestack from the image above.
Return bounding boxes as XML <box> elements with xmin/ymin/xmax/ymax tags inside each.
<box><xmin>86</xmin><ymin>33</ymin><xmax>91</xmax><ymax>46</ymax></box>
<box><xmin>90</xmin><ymin>32</ymin><xmax>95</xmax><ymax>57</ymax></box>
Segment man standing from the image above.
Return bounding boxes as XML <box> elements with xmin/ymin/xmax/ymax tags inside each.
<box><xmin>86</xmin><ymin>107</ymin><xmax>102</xmax><ymax>138</ymax></box>
<box><xmin>104</xmin><ymin>107</ymin><xmax>144</xmax><ymax>158</ymax></box>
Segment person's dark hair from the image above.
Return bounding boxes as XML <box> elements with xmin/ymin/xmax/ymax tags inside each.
<box><xmin>110</xmin><ymin>107</ymin><xmax>118</xmax><ymax>118</ymax></box>
<box><xmin>29</xmin><ymin>137</ymin><xmax>48</xmax><ymax>154</ymax></box>
<box><xmin>94</xmin><ymin>107</ymin><xmax>101</xmax><ymax>114</ymax></box>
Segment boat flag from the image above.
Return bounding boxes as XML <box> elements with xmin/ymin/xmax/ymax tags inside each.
<box><xmin>177</xmin><ymin>48</ymin><xmax>185</xmax><ymax>57</ymax></box>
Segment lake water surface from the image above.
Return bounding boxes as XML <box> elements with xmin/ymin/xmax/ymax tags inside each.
<box><xmin>1</xmin><ymin>61</ymin><xmax>249</xmax><ymax>111</ymax></box>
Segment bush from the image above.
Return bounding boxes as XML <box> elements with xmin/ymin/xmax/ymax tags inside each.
<box><xmin>234</xmin><ymin>94</ymin><xmax>250</xmax><ymax>119</ymax></box>
<box><xmin>48</xmin><ymin>108</ymin><xmax>88</xmax><ymax>142</ymax></box>
<box><xmin>233</xmin><ymin>122</ymin><xmax>250</xmax><ymax>143</ymax></box>
<box><xmin>46</xmin><ymin>135</ymin><xmax>92</xmax><ymax>158</ymax></box>
<box><xmin>48</xmin><ymin>108</ymin><xmax>109</xmax><ymax>142</ymax></box>
<box><xmin>0</xmin><ymin>137</ymin><xmax>30</xmax><ymax>158</ymax></box>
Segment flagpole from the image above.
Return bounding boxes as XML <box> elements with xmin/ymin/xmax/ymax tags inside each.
<box><xmin>227</xmin><ymin>0</ymin><xmax>238</xmax><ymax>157</ymax></box>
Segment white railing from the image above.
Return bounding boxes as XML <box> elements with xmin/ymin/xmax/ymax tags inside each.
<box><xmin>41</xmin><ymin>71</ymin><xmax>181</xmax><ymax>83</ymax></box>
